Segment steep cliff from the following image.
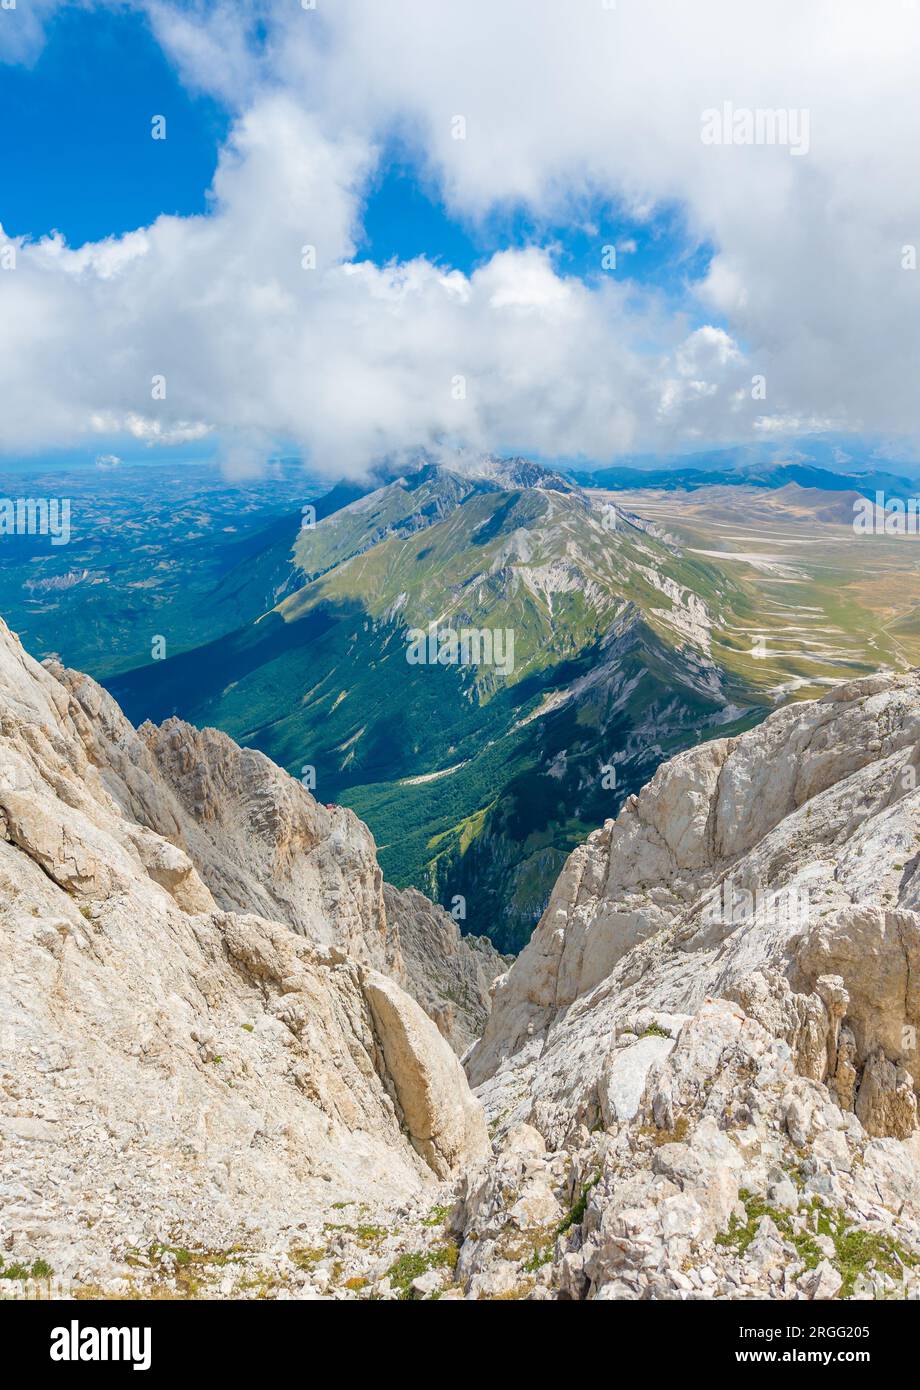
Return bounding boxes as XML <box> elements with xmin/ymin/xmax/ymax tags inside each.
<box><xmin>458</xmin><ymin>672</ymin><xmax>920</xmax><ymax>1298</ymax></box>
<box><xmin>47</xmin><ymin>654</ymin><xmax>502</xmax><ymax>1054</ymax></box>
<box><xmin>0</xmin><ymin>618</ymin><xmax>487</xmax><ymax>1288</ymax></box>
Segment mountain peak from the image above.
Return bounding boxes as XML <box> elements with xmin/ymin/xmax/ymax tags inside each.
<box><xmin>403</xmin><ymin>452</ymin><xmax>577</xmax><ymax>494</ymax></box>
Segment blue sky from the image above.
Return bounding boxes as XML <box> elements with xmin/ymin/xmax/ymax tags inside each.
<box><xmin>3</xmin><ymin>1</ymin><xmax>911</xmax><ymax>472</ymax></box>
<box><xmin>360</xmin><ymin>160</ymin><xmax>713</xmax><ymax>309</ymax></box>
<box><xmin>0</xmin><ymin>7</ymin><xmax>228</xmax><ymax>244</ymax></box>
<box><xmin>1</xmin><ymin>3</ymin><xmax>711</xmax><ymax>313</ymax></box>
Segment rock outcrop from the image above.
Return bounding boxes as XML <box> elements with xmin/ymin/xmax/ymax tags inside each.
<box><xmin>0</xmin><ymin>618</ymin><xmax>488</xmax><ymax>1287</ymax></box>
<box><xmin>363</xmin><ymin>971</ymin><xmax>488</xmax><ymax>1178</ymax></box>
<box><xmin>453</xmin><ymin>671</ymin><xmax>920</xmax><ymax>1298</ymax></box>
<box><xmin>469</xmin><ymin>672</ymin><xmax>920</xmax><ymax>1142</ymax></box>
<box><xmin>8</xmin><ymin>627</ymin><xmax>920</xmax><ymax>1302</ymax></box>
<box><xmin>46</xmin><ymin>658</ymin><xmax>504</xmax><ymax>1054</ymax></box>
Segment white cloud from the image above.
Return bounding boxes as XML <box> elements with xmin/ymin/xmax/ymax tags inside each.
<box><xmin>3</xmin><ymin>0</ymin><xmax>920</xmax><ymax>469</ymax></box>
<box><xmin>676</xmin><ymin>327</ymin><xmax>742</xmax><ymax>378</ymax></box>
<box><xmin>477</xmin><ymin>248</ymin><xmax>573</xmax><ymax>311</ymax></box>
<box><xmin>0</xmin><ymin>0</ymin><xmax>65</xmax><ymax>65</ymax></box>
<box><xmin>0</xmin><ymin>89</ymin><xmax>753</xmax><ymax>471</ymax></box>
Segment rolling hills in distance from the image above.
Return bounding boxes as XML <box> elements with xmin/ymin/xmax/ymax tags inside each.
<box><xmin>570</xmin><ymin>433</ymin><xmax>920</xmax><ymax>495</ymax></box>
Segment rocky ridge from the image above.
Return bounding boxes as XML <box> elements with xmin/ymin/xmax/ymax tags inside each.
<box><xmin>48</xmin><ymin>656</ymin><xmax>505</xmax><ymax>1054</ymax></box>
<box><xmin>454</xmin><ymin>670</ymin><xmax>920</xmax><ymax>1298</ymax></box>
<box><xmin>0</xmin><ymin>617</ymin><xmax>488</xmax><ymax>1292</ymax></box>
<box><xmin>6</xmin><ymin>624</ymin><xmax>920</xmax><ymax>1300</ymax></box>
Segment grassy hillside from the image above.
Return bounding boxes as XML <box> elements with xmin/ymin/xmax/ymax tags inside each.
<box><xmin>109</xmin><ymin>462</ymin><xmax>772</xmax><ymax>949</ymax></box>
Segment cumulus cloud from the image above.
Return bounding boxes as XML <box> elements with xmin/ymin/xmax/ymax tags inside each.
<box><xmin>0</xmin><ymin>92</ymin><xmax>752</xmax><ymax>472</ymax></box>
<box><xmin>3</xmin><ymin>0</ymin><xmax>920</xmax><ymax>471</ymax></box>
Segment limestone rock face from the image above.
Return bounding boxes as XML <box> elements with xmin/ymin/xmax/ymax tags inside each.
<box><xmin>469</xmin><ymin>671</ymin><xmax>920</xmax><ymax>1148</ymax></box>
<box><xmin>452</xmin><ymin>998</ymin><xmax>920</xmax><ymax>1301</ymax></box>
<box><xmin>362</xmin><ymin>972</ymin><xmax>489</xmax><ymax>1178</ymax></box>
<box><xmin>9</xmin><ymin>613</ymin><xmax>920</xmax><ymax>1303</ymax></box>
<box><xmin>440</xmin><ymin>671</ymin><xmax>920</xmax><ymax>1299</ymax></box>
<box><xmin>0</xmin><ymin>618</ymin><xmax>487</xmax><ymax>1281</ymax></box>
<box><xmin>49</xmin><ymin>656</ymin><xmax>504</xmax><ymax>1055</ymax></box>
<box><xmin>383</xmin><ymin>885</ymin><xmax>510</xmax><ymax>1054</ymax></box>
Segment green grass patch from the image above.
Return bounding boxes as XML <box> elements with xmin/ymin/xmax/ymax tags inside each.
<box><xmin>716</xmin><ymin>1190</ymin><xmax>918</xmax><ymax>1297</ymax></box>
<box><xmin>523</xmin><ymin>1242</ymin><xmax>554</xmax><ymax>1273</ymax></box>
<box><xmin>0</xmin><ymin>1257</ymin><xmax>53</xmax><ymax>1280</ymax></box>
<box><xmin>386</xmin><ymin>1244</ymin><xmax>458</xmax><ymax>1298</ymax></box>
<box><xmin>557</xmin><ymin>1176</ymin><xmax>600</xmax><ymax>1236</ymax></box>
<box><xmin>421</xmin><ymin>1204</ymin><xmax>449</xmax><ymax>1228</ymax></box>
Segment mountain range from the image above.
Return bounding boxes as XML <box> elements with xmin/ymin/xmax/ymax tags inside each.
<box><xmin>569</xmin><ymin>433</ymin><xmax>920</xmax><ymax>494</ymax></box>
<box><xmin>106</xmin><ymin>457</ymin><xmax>774</xmax><ymax>950</ymax></box>
<box><xmin>575</xmin><ymin>460</ymin><xmax>917</xmax><ymax>496</ymax></box>
<box><xmin>6</xmin><ymin>445</ymin><xmax>920</xmax><ymax>951</ymax></box>
<box><xmin>99</xmin><ymin>450</ymin><xmax>920</xmax><ymax>950</ymax></box>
